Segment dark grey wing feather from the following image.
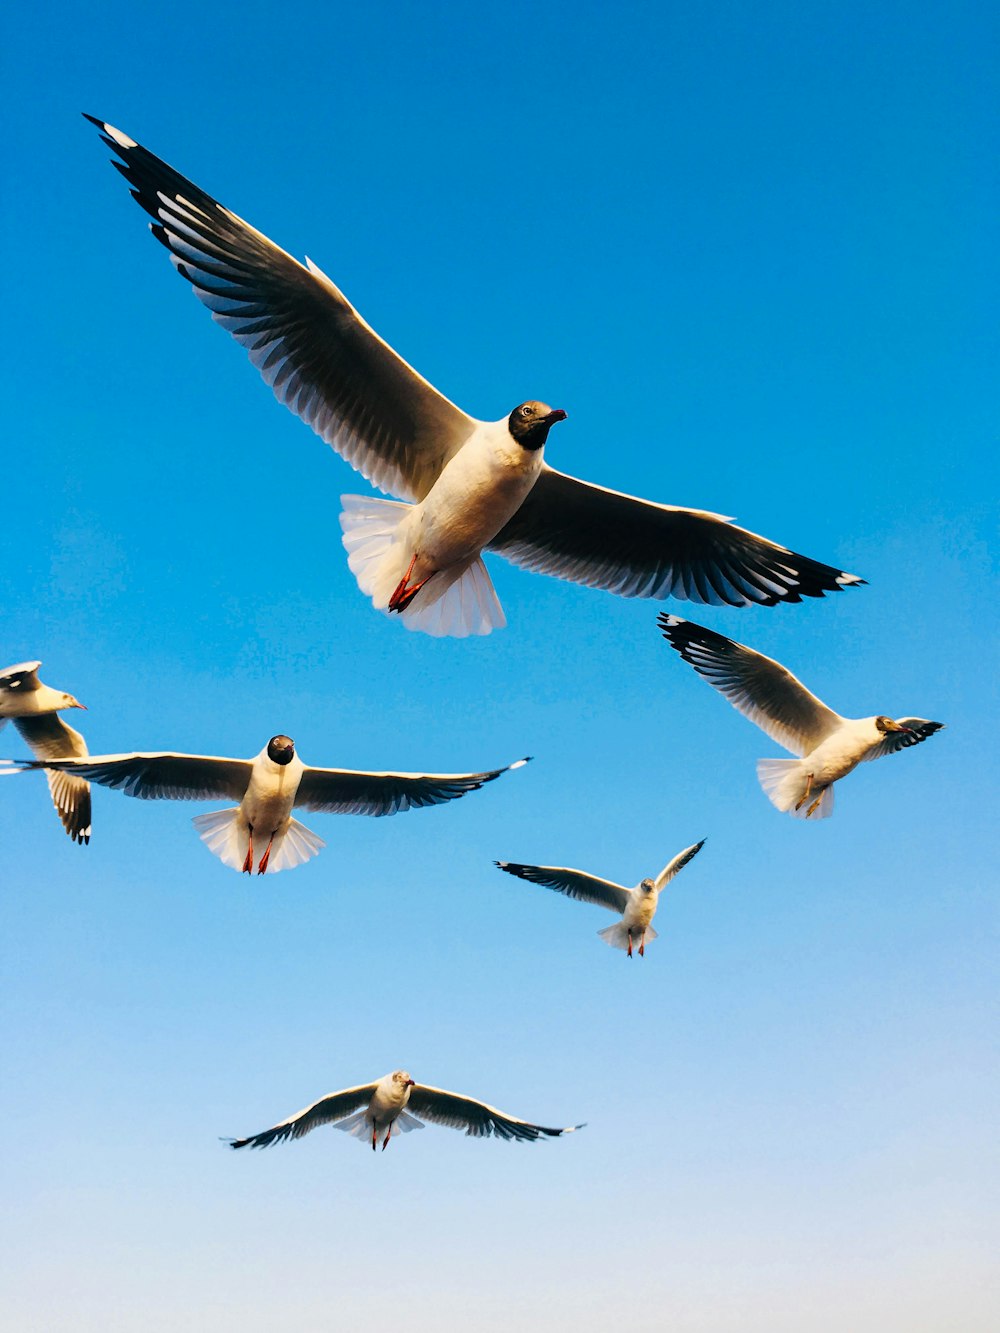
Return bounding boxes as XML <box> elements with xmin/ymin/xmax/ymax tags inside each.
<box><xmin>494</xmin><ymin>861</ymin><xmax>630</xmax><ymax>913</ymax></box>
<box><xmin>407</xmin><ymin>1084</ymin><xmax>583</xmax><ymax>1142</ymax></box>
<box><xmin>294</xmin><ymin>758</ymin><xmax>528</xmax><ymax>815</ymax></box>
<box><xmin>15</xmin><ymin>751</ymin><xmax>253</xmax><ymax>801</ymax></box>
<box><xmin>659</xmin><ymin>615</ymin><xmax>843</xmax><ymax>756</ymax></box>
<box><xmin>0</xmin><ymin>661</ymin><xmax>42</xmax><ymax>692</ymax></box>
<box><xmin>14</xmin><ymin>714</ymin><xmax>91</xmax><ymax>844</ymax></box>
<box><xmin>228</xmin><ymin>1083</ymin><xmax>377</xmax><ymax>1150</ymax></box>
<box><xmin>653</xmin><ymin>839</ymin><xmax>706</xmax><ymax>890</ymax></box>
<box><xmin>490</xmin><ymin>467</ymin><xmax>863</xmax><ymax>606</ymax></box>
<box><xmin>85</xmin><ymin>116</ymin><xmax>476</xmax><ymax>502</ymax></box>
<box><xmin>861</xmin><ymin>719</ymin><xmax>945</xmax><ymax>762</ymax></box>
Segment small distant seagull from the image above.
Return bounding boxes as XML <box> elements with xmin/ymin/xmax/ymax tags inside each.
<box><xmin>659</xmin><ymin>615</ymin><xmax>944</xmax><ymax>818</ymax></box>
<box><xmin>496</xmin><ymin>840</ymin><xmax>704</xmax><ymax>957</ymax></box>
<box><xmin>227</xmin><ymin>1069</ymin><xmax>584</xmax><ymax>1152</ymax></box>
<box><xmin>85</xmin><ymin>116</ymin><xmax>863</xmax><ymax>637</ymax></box>
<box><xmin>7</xmin><ymin>738</ymin><xmax>528</xmax><ymax>873</ymax></box>
<box><xmin>0</xmin><ymin>661</ymin><xmax>91</xmax><ymax>844</ymax></box>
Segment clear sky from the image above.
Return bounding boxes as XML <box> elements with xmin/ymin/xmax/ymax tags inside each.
<box><xmin>2</xmin><ymin>2</ymin><xmax>997</xmax><ymax>1329</ymax></box>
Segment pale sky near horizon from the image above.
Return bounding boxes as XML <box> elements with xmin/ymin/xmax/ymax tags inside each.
<box><xmin>2</xmin><ymin>2</ymin><xmax>997</xmax><ymax>1330</ymax></box>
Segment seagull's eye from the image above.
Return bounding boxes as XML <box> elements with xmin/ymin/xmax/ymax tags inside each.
<box><xmin>521</xmin><ymin>405</ymin><xmax>533</xmax><ymax>417</ymax></box>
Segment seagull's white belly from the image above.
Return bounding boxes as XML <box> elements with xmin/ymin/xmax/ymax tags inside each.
<box><xmin>239</xmin><ymin>765</ymin><xmax>300</xmax><ymax>836</ymax></box>
<box><xmin>623</xmin><ymin>895</ymin><xmax>657</xmax><ymax>932</ymax></box>
<box><xmin>804</xmin><ymin>725</ymin><xmax>873</xmax><ymax>785</ymax></box>
<box><xmin>404</xmin><ymin>429</ymin><xmax>543</xmax><ymax>577</ymax></box>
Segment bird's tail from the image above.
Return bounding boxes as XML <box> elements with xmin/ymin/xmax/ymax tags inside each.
<box><xmin>597</xmin><ymin>922</ymin><xmax>658</xmax><ymax>951</ymax></box>
<box><xmin>191</xmin><ymin>807</ymin><xmax>247</xmax><ymax>870</ymax></box>
<box><xmin>756</xmin><ymin>759</ymin><xmax>836</xmax><ymax>820</ymax></box>
<box><xmin>190</xmin><ymin>810</ymin><xmax>326</xmax><ymax>872</ymax></box>
<box><xmin>339</xmin><ymin>495</ymin><xmax>505</xmax><ymax>637</ymax></box>
<box><xmin>334</xmin><ymin>1108</ymin><xmax>424</xmax><ymax>1145</ymax></box>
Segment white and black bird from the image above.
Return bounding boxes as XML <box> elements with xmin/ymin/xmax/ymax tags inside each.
<box><xmin>227</xmin><ymin>1069</ymin><xmax>584</xmax><ymax>1153</ymax></box>
<box><xmin>6</xmin><ymin>737</ymin><xmax>528</xmax><ymax>872</ymax></box>
<box><xmin>0</xmin><ymin>661</ymin><xmax>91</xmax><ymax>844</ymax></box>
<box><xmin>496</xmin><ymin>840</ymin><xmax>704</xmax><ymax>957</ymax></box>
<box><xmin>659</xmin><ymin>616</ymin><xmax>944</xmax><ymax>818</ymax></box>
<box><xmin>85</xmin><ymin>116</ymin><xmax>863</xmax><ymax>637</ymax></box>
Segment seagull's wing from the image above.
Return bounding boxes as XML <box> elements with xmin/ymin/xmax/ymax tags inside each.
<box><xmin>0</xmin><ymin>661</ymin><xmax>42</xmax><ymax>692</ymax></box>
<box><xmin>227</xmin><ymin>1083</ymin><xmax>378</xmax><ymax>1150</ymax></box>
<box><xmin>294</xmin><ymin>757</ymin><xmax>528</xmax><ymax>815</ymax></box>
<box><xmin>861</xmin><ymin>719</ymin><xmax>945</xmax><ymax>762</ymax></box>
<box><xmin>490</xmin><ymin>467</ymin><xmax>863</xmax><ymax>606</ymax></box>
<box><xmin>14</xmin><ymin>714</ymin><xmax>92</xmax><ymax>844</ymax></box>
<box><xmin>659</xmin><ymin>615</ymin><xmax>843</xmax><ymax>756</ymax></box>
<box><xmin>14</xmin><ymin>751</ymin><xmax>253</xmax><ymax>801</ymax></box>
<box><xmin>406</xmin><ymin>1084</ymin><xmax>583</xmax><ymax>1142</ymax></box>
<box><xmin>494</xmin><ymin>861</ymin><xmax>630</xmax><ymax>913</ymax></box>
<box><xmin>86</xmin><ymin>117</ymin><xmax>477</xmax><ymax>503</ymax></box>
<box><xmin>653</xmin><ymin>839</ymin><xmax>706</xmax><ymax>891</ymax></box>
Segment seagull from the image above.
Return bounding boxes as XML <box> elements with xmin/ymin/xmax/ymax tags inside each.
<box><xmin>227</xmin><ymin>1069</ymin><xmax>584</xmax><ymax>1152</ymax></box>
<box><xmin>659</xmin><ymin>615</ymin><xmax>944</xmax><ymax>818</ymax></box>
<box><xmin>6</xmin><ymin>737</ymin><xmax>528</xmax><ymax>872</ymax></box>
<box><xmin>85</xmin><ymin>115</ymin><xmax>863</xmax><ymax>637</ymax></box>
<box><xmin>0</xmin><ymin>661</ymin><xmax>91</xmax><ymax>844</ymax></box>
<box><xmin>496</xmin><ymin>840</ymin><xmax>704</xmax><ymax>957</ymax></box>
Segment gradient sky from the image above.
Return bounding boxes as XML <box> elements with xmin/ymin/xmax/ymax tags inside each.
<box><xmin>2</xmin><ymin>3</ymin><xmax>997</xmax><ymax>1330</ymax></box>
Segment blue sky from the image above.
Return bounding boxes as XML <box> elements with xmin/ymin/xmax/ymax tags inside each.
<box><xmin>2</xmin><ymin>2</ymin><xmax>997</xmax><ymax>1329</ymax></box>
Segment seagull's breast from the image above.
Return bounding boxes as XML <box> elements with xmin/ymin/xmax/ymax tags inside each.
<box><xmin>804</xmin><ymin>720</ymin><xmax>879</xmax><ymax>782</ymax></box>
<box><xmin>240</xmin><ymin>753</ymin><xmax>303</xmax><ymax>831</ymax></box>
<box><xmin>622</xmin><ymin>891</ymin><xmax>657</xmax><ymax>932</ymax></box>
<box><xmin>411</xmin><ymin>422</ymin><xmax>543</xmax><ymax>566</ymax></box>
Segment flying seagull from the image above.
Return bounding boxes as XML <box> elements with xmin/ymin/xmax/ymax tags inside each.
<box><xmin>85</xmin><ymin>115</ymin><xmax>863</xmax><ymax>637</ymax></box>
<box><xmin>6</xmin><ymin>737</ymin><xmax>528</xmax><ymax>872</ymax></box>
<box><xmin>227</xmin><ymin>1069</ymin><xmax>584</xmax><ymax>1152</ymax></box>
<box><xmin>658</xmin><ymin>616</ymin><xmax>943</xmax><ymax>818</ymax></box>
<box><xmin>496</xmin><ymin>840</ymin><xmax>704</xmax><ymax>957</ymax></box>
<box><xmin>0</xmin><ymin>661</ymin><xmax>91</xmax><ymax>844</ymax></box>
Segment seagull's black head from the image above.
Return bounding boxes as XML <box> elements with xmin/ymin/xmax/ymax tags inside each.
<box><xmin>875</xmin><ymin>716</ymin><xmax>910</xmax><ymax>735</ymax></box>
<box><xmin>267</xmin><ymin>734</ymin><xmax>296</xmax><ymax>764</ymax></box>
<box><xmin>640</xmin><ymin>877</ymin><xmax>656</xmax><ymax>894</ymax></box>
<box><xmin>508</xmin><ymin>400</ymin><xmax>567</xmax><ymax>451</ymax></box>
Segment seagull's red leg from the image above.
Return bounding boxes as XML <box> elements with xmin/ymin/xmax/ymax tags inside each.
<box><xmin>639</xmin><ymin>934</ymin><xmax>645</xmax><ymax>957</ymax></box>
<box><xmin>382</xmin><ymin>1126</ymin><xmax>392</xmax><ymax>1151</ymax></box>
<box><xmin>388</xmin><ymin>555</ymin><xmax>434</xmax><ymax>613</ymax></box>
<box><xmin>257</xmin><ymin>833</ymin><xmax>275</xmax><ymax>875</ymax></box>
<box><xmin>371</xmin><ymin>1123</ymin><xmax>377</xmax><ymax>1152</ymax></box>
<box><xmin>806</xmin><ymin>789</ymin><xmax>825</xmax><ymax>818</ymax></box>
<box><xmin>795</xmin><ymin>773</ymin><xmax>814</xmax><ymax>811</ymax></box>
<box><xmin>242</xmin><ymin>827</ymin><xmax>254</xmax><ymax>875</ymax></box>
<box><xmin>627</xmin><ymin>930</ymin><xmax>633</xmax><ymax>959</ymax></box>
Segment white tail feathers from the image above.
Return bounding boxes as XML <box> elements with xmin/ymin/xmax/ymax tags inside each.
<box><xmin>756</xmin><ymin>759</ymin><xmax>836</xmax><ymax>820</ymax></box>
<box><xmin>597</xmin><ymin>922</ymin><xmax>658</xmax><ymax>952</ymax></box>
<box><xmin>339</xmin><ymin>495</ymin><xmax>506</xmax><ymax>637</ymax></box>
<box><xmin>191</xmin><ymin>809</ymin><xmax>325</xmax><ymax>872</ymax></box>
<box><xmin>334</xmin><ymin>1108</ymin><xmax>424</xmax><ymax>1144</ymax></box>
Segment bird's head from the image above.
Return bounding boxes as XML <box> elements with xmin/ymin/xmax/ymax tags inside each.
<box><xmin>62</xmin><ymin>693</ymin><xmax>87</xmax><ymax>710</ymax></box>
<box><xmin>266</xmin><ymin>735</ymin><xmax>296</xmax><ymax>764</ymax></box>
<box><xmin>508</xmin><ymin>401</ymin><xmax>567</xmax><ymax>451</ymax></box>
<box><xmin>392</xmin><ymin>1070</ymin><xmax>416</xmax><ymax>1089</ymax></box>
<box><xmin>875</xmin><ymin>716</ymin><xmax>912</xmax><ymax>736</ymax></box>
<box><xmin>640</xmin><ymin>877</ymin><xmax>656</xmax><ymax>894</ymax></box>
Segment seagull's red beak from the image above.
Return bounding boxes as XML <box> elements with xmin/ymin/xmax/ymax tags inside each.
<box><xmin>544</xmin><ymin>409</ymin><xmax>567</xmax><ymax>425</ymax></box>
<box><xmin>73</xmin><ymin>700</ymin><xmax>88</xmax><ymax>710</ymax></box>
<box><xmin>406</xmin><ymin>1079</ymin><xmax>415</xmax><ymax>1088</ymax></box>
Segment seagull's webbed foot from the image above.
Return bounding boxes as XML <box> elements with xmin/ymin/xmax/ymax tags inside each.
<box><xmin>626</xmin><ymin>930</ymin><xmax>633</xmax><ymax>959</ymax></box>
<box><xmin>242</xmin><ymin>828</ymin><xmax>254</xmax><ymax>875</ymax></box>
<box><xmin>638</xmin><ymin>936</ymin><xmax>645</xmax><ymax>958</ymax></box>
<box><xmin>371</xmin><ymin>1123</ymin><xmax>378</xmax><ymax>1152</ymax></box>
<box><xmin>388</xmin><ymin>554</ymin><xmax>433</xmax><ymax>613</ymax></box>
<box><xmin>381</xmin><ymin>1127</ymin><xmax>392</xmax><ymax>1151</ymax></box>
<box><xmin>257</xmin><ymin>833</ymin><xmax>275</xmax><ymax>875</ymax></box>
<box><xmin>795</xmin><ymin>773</ymin><xmax>815</xmax><ymax>811</ymax></box>
<box><xmin>806</xmin><ymin>790</ymin><xmax>826</xmax><ymax>818</ymax></box>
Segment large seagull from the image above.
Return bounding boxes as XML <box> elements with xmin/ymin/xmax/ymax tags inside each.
<box><xmin>5</xmin><ymin>736</ymin><xmax>527</xmax><ymax>873</ymax></box>
<box><xmin>86</xmin><ymin>116</ymin><xmax>863</xmax><ymax>637</ymax></box>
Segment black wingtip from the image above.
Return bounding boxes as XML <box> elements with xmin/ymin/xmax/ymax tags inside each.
<box><xmin>82</xmin><ymin>112</ymin><xmax>105</xmax><ymax>128</ymax></box>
